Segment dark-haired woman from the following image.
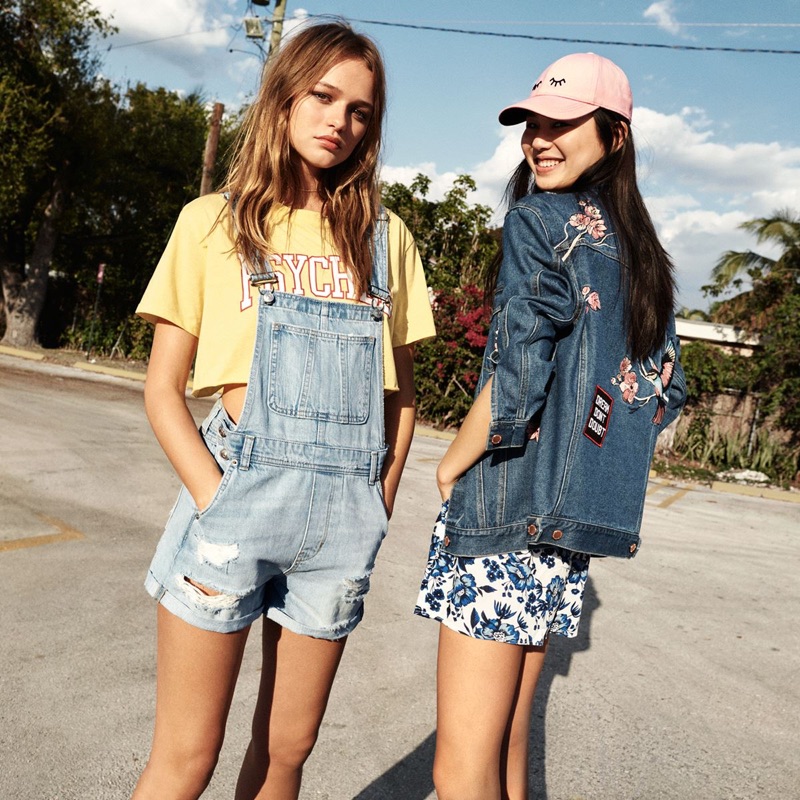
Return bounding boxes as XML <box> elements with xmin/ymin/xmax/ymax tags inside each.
<box><xmin>415</xmin><ymin>52</ymin><xmax>685</xmax><ymax>800</ymax></box>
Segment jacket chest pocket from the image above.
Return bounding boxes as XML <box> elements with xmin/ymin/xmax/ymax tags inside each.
<box><xmin>268</xmin><ymin>322</ymin><xmax>375</xmax><ymax>424</ymax></box>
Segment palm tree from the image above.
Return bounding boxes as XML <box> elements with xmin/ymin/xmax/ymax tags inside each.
<box><xmin>699</xmin><ymin>209</ymin><xmax>800</xmax><ymax>445</ymax></box>
<box><xmin>704</xmin><ymin>209</ymin><xmax>800</xmax><ymax>327</ymax></box>
<box><xmin>706</xmin><ymin>209</ymin><xmax>800</xmax><ymax>296</ymax></box>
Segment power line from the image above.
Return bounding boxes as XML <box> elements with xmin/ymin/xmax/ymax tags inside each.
<box><xmin>320</xmin><ymin>17</ymin><xmax>800</xmax><ymax>55</ymax></box>
<box><xmin>104</xmin><ymin>17</ymin><xmax>800</xmax><ymax>55</ymax></box>
<box><xmin>107</xmin><ymin>25</ymin><xmax>231</xmax><ymax>50</ymax></box>
<box><xmin>387</xmin><ymin>20</ymin><xmax>800</xmax><ymax>29</ymax></box>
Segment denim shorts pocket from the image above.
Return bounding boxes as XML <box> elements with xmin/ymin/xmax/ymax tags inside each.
<box><xmin>194</xmin><ymin>458</ymin><xmax>239</xmax><ymax>518</ymax></box>
<box><xmin>267</xmin><ymin>323</ymin><xmax>374</xmax><ymax>424</ymax></box>
<box><xmin>192</xmin><ymin>422</ymin><xmax>241</xmax><ymax>518</ymax></box>
<box><xmin>374</xmin><ymin>480</ymin><xmax>391</xmax><ymax>524</ymax></box>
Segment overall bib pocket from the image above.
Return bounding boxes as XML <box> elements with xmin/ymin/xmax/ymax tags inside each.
<box><xmin>268</xmin><ymin>322</ymin><xmax>375</xmax><ymax>424</ymax></box>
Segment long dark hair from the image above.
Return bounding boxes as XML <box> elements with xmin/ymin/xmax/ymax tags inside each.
<box><xmin>487</xmin><ymin>109</ymin><xmax>676</xmax><ymax>362</ymax></box>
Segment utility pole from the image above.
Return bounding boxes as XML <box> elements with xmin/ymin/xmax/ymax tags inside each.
<box><xmin>200</xmin><ymin>101</ymin><xmax>225</xmax><ymax>196</ymax></box>
<box><xmin>267</xmin><ymin>0</ymin><xmax>287</xmax><ymax>61</ymax></box>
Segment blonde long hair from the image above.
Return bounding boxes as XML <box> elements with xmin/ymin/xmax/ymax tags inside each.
<box><xmin>223</xmin><ymin>20</ymin><xmax>386</xmax><ymax>296</ymax></box>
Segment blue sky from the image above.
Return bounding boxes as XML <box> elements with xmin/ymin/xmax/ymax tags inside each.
<box><xmin>91</xmin><ymin>0</ymin><xmax>800</xmax><ymax>311</ymax></box>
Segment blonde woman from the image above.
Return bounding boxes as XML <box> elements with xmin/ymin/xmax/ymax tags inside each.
<box><xmin>133</xmin><ymin>21</ymin><xmax>434</xmax><ymax>800</ymax></box>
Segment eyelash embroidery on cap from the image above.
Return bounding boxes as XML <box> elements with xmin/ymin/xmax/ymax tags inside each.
<box><xmin>550</xmin><ymin>77</ymin><xmax>566</xmax><ymax>87</ymax></box>
<box><xmin>532</xmin><ymin>80</ymin><xmax>542</xmax><ymax>91</ymax></box>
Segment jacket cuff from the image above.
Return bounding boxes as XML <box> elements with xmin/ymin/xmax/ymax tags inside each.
<box><xmin>486</xmin><ymin>420</ymin><xmax>529</xmax><ymax>450</ymax></box>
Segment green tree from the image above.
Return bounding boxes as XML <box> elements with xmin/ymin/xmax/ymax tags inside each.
<box><xmin>382</xmin><ymin>174</ymin><xmax>499</xmax><ymax>426</ymax></box>
<box><xmin>383</xmin><ymin>174</ymin><xmax>498</xmax><ymax>290</ymax></box>
<box><xmin>704</xmin><ymin>209</ymin><xmax>800</xmax><ymax>324</ymax></box>
<box><xmin>51</xmin><ymin>83</ymin><xmax>210</xmax><ymax>357</ymax></box>
<box><xmin>702</xmin><ymin>210</ymin><xmax>800</xmax><ymax>436</ymax></box>
<box><xmin>0</xmin><ymin>0</ymin><xmax>113</xmax><ymax>346</ymax></box>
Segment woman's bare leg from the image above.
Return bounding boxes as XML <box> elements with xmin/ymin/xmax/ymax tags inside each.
<box><xmin>235</xmin><ymin>620</ymin><xmax>347</xmax><ymax>800</ymax></box>
<box><xmin>433</xmin><ymin>624</ymin><xmax>531</xmax><ymax>800</ymax></box>
<box><xmin>132</xmin><ymin>604</ymin><xmax>250</xmax><ymax>799</ymax></box>
<box><xmin>500</xmin><ymin>642</ymin><xmax>548</xmax><ymax>800</ymax></box>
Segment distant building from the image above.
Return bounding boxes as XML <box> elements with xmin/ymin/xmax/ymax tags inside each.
<box><xmin>675</xmin><ymin>318</ymin><xmax>760</xmax><ymax>357</ymax></box>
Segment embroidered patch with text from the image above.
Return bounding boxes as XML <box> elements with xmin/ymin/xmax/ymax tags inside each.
<box><xmin>583</xmin><ymin>386</ymin><xmax>613</xmax><ymax>447</ymax></box>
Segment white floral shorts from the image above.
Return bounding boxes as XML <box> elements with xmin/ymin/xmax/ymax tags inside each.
<box><xmin>414</xmin><ymin>501</ymin><xmax>591</xmax><ymax>646</ymax></box>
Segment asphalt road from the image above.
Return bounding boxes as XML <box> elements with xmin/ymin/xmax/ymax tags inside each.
<box><xmin>1</xmin><ymin>353</ymin><xmax>799</xmax><ymax>800</ymax></box>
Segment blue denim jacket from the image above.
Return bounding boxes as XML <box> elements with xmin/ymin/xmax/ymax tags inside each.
<box><xmin>443</xmin><ymin>190</ymin><xmax>686</xmax><ymax>559</ymax></box>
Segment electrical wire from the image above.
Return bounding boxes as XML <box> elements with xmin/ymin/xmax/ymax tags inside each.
<box><xmin>104</xmin><ymin>17</ymin><xmax>800</xmax><ymax>55</ymax></box>
<box><xmin>108</xmin><ymin>25</ymin><xmax>231</xmax><ymax>50</ymax></box>
<box><xmin>373</xmin><ymin>20</ymin><xmax>800</xmax><ymax>28</ymax></box>
<box><xmin>317</xmin><ymin>16</ymin><xmax>800</xmax><ymax>55</ymax></box>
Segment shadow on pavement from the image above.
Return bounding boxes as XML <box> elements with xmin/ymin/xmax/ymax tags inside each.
<box><xmin>353</xmin><ymin>731</ymin><xmax>436</xmax><ymax>799</ymax></box>
<box><xmin>528</xmin><ymin>576</ymin><xmax>600</xmax><ymax>799</ymax></box>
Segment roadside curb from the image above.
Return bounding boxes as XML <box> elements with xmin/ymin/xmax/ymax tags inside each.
<box><xmin>0</xmin><ymin>344</ymin><xmax>45</xmax><ymax>361</ymax></box>
<box><xmin>709</xmin><ymin>480</ymin><xmax>800</xmax><ymax>504</ymax></box>
<box><xmin>647</xmin><ymin>471</ymin><xmax>799</xmax><ymax>504</ymax></box>
<box><xmin>415</xmin><ymin>425</ymin><xmax>455</xmax><ymax>441</ymax></box>
<box><xmin>3</xmin><ymin>344</ymin><xmax>796</xmax><ymax>503</ymax></box>
<box><xmin>72</xmin><ymin>361</ymin><xmax>146</xmax><ymax>382</ymax></box>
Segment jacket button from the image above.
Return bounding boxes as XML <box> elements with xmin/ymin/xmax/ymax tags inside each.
<box><xmin>219</xmin><ymin>449</ymin><xmax>230</xmax><ymax>460</ymax></box>
<box><xmin>629</xmin><ymin>543</ymin><xmax>637</xmax><ymax>553</ymax></box>
<box><xmin>490</xmin><ymin>434</ymin><xmax>502</xmax><ymax>445</ymax></box>
<box><xmin>552</xmin><ymin>529</ymin><xmax>563</xmax><ymax>540</ymax></box>
<box><xmin>443</xmin><ymin>535</ymin><xmax>451</xmax><ymax>547</ymax></box>
<box><xmin>527</xmin><ymin>524</ymin><xmax>537</xmax><ymax>536</ymax></box>
<box><xmin>218</xmin><ymin>425</ymin><xmax>227</xmax><ymax>438</ymax></box>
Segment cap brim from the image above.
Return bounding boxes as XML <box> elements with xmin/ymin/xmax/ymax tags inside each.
<box><xmin>498</xmin><ymin>96</ymin><xmax>599</xmax><ymax>126</ymax></box>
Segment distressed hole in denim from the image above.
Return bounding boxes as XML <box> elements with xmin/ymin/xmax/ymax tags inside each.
<box><xmin>196</xmin><ymin>538</ymin><xmax>239</xmax><ymax>567</ymax></box>
<box><xmin>181</xmin><ymin>576</ymin><xmax>240</xmax><ymax>609</ymax></box>
<box><xmin>343</xmin><ymin>573</ymin><xmax>371</xmax><ymax>604</ymax></box>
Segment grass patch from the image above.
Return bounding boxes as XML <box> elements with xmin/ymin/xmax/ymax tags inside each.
<box><xmin>652</xmin><ymin>458</ymin><xmax>717</xmax><ymax>485</ymax></box>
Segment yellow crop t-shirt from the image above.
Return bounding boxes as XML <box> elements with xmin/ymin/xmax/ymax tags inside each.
<box><xmin>137</xmin><ymin>193</ymin><xmax>435</xmax><ymax>397</ymax></box>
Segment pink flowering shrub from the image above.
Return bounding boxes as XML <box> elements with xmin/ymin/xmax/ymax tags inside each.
<box><xmin>415</xmin><ymin>283</ymin><xmax>492</xmax><ymax>427</ymax></box>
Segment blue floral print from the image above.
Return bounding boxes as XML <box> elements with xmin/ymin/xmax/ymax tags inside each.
<box><xmin>415</xmin><ymin>501</ymin><xmax>590</xmax><ymax>646</ymax></box>
<box><xmin>450</xmin><ymin>573</ymin><xmax>479</xmax><ymax>607</ymax></box>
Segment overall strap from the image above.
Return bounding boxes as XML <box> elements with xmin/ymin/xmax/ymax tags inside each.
<box><xmin>367</xmin><ymin>206</ymin><xmax>391</xmax><ymax>314</ymax></box>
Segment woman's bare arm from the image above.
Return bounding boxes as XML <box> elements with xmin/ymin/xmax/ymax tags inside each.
<box><xmin>143</xmin><ymin>320</ymin><xmax>223</xmax><ymax>511</ymax></box>
<box><xmin>381</xmin><ymin>344</ymin><xmax>417</xmax><ymax>519</ymax></box>
<box><xmin>436</xmin><ymin>376</ymin><xmax>493</xmax><ymax>501</ymax></box>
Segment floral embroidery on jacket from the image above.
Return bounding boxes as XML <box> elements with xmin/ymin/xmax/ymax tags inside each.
<box><xmin>581</xmin><ymin>285</ymin><xmax>601</xmax><ymax>312</ymax></box>
<box><xmin>570</xmin><ymin>201</ymin><xmax>607</xmax><ymax>239</ymax></box>
<box><xmin>559</xmin><ymin>200</ymin><xmax>614</xmax><ymax>262</ymax></box>
<box><xmin>611</xmin><ymin>357</ymin><xmax>639</xmax><ymax>404</ymax></box>
<box><xmin>610</xmin><ymin>341</ymin><xmax>678</xmax><ymax>424</ymax></box>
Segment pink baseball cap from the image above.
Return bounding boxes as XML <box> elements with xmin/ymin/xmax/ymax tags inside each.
<box><xmin>498</xmin><ymin>52</ymin><xmax>632</xmax><ymax>125</ymax></box>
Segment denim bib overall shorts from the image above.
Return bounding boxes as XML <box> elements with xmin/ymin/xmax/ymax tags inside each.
<box><xmin>145</xmin><ymin>212</ymin><xmax>392</xmax><ymax>638</ymax></box>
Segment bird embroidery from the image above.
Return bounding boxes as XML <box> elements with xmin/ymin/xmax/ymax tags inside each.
<box><xmin>640</xmin><ymin>341</ymin><xmax>677</xmax><ymax>425</ymax></box>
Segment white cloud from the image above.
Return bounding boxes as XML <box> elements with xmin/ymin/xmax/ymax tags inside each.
<box><xmin>381</xmin><ymin>128</ymin><xmax>522</xmax><ymax>221</ymax></box>
<box><xmin>643</xmin><ymin>0</ymin><xmax>682</xmax><ymax>36</ymax></box>
<box><xmin>631</xmin><ymin>108</ymin><xmax>799</xmax><ymax>307</ymax></box>
<box><xmin>91</xmin><ymin>0</ymin><xmax>263</xmax><ymax>101</ymax></box>
<box><xmin>469</xmin><ymin>129</ymin><xmax>524</xmax><ymax>215</ymax></box>
<box><xmin>634</xmin><ymin>107</ymin><xmax>800</xmax><ymax>200</ymax></box>
<box><xmin>93</xmin><ymin>0</ymin><xmax>235</xmax><ymax>49</ymax></box>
